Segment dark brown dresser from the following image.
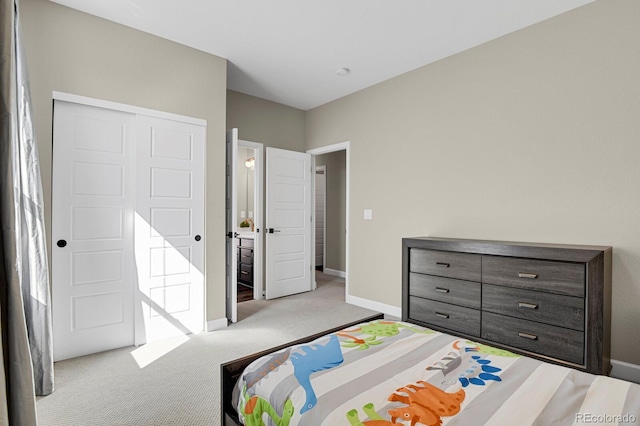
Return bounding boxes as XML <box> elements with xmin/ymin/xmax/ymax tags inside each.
<box><xmin>402</xmin><ymin>237</ymin><xmax>612</xmax><ymax>375</ymax></box>
<box><xmin>237</xmin><ymin>237</ymin><xmax>254</xmax><ymax>288</ymax></box>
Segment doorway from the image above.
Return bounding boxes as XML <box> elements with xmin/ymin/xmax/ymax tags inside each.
<box><xmin>314</xmin><ymin>166</ymin><xmax>326</xmax><ymax>272</ymax></box>
<box><xmin>308</xmin><ymin>142</ymin><xmax>350</xmax><ymax>299</ymax></box>
<box><xmin>225</xmin><ymin>130</ymin><xmax>264</xmax><ymax>323</ymax></box>
<box><xmin>226</xmin><ymin>133</ymin><xmax>317</xmax><ymax>322</ymax></box>
<box><xmin>236</xmin><ymin>143</ymin><xmax>263</xmax><ymax>303</ymax></box>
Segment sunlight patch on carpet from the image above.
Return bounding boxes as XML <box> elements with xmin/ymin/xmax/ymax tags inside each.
<box><xmin>131</xmin><ymin>334</ymin><xmax>190</xmax><ymax>368</ymax></box>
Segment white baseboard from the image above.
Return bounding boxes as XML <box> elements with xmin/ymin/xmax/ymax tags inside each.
<box><xmin>610</xmin><ymin>359</ymin><xmax>640</xmax><ymax>384</ymax></box>
<box><xmin>346</xmin><ymin>295</ymin><xmax>401</xmax><ymax>318</ymax></box>
<box><xmin>206</xmin><ymin>318</ymin><xmax>228</xmax><ymax>332</ymax></box>
<box><xmin>324</xmin><ymin>268</ymin><xmax>346</xmax><ymax>278</ymax></box>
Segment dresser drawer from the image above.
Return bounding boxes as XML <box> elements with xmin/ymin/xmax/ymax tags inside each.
<box><xmin>482</xmin><ymin>257</ymin><xmax>585</xmax><ymax>297</ymax></box>
<box><xmin>238</xmin><ymin>264</ymin><xmax>253</xmax><ymax>282</ymax></box>
<box><xmin>482</xmin><ymin>311</ymin><xmax>584</xmax><ymax>365</ymax></box>
<box><xmin>239</xmin><ymin>248</ymin><xmax>253</xmax><ymax>264</ymax></box>
<box><xmin>409</xmin><ymin>273</ymin><xmax>480</xmax><ymax>309</ymax></box>
<box><xmin>482</xmin><ymin>284</ymin><xmax>584</xmax><ymax>331</ymax></box>
<box><xmin>410</xmin><ymin>249</ymin><xmax>481</xmax><ymax>282</ymax></box>
<box><xmin>238</xmin><ymin>238</ymin><xmax>254</xmax><ymax>248</ymax></box>
<box><xmin>409</xmin><ymin>297</ymin><xmax>480</xmax><ymax>336</ymax></box>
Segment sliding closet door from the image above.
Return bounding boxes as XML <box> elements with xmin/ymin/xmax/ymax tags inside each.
<box><xmin>53</xmin><ymin>98</ymin><xmax>206</xmax><ymax>359</ymax></box>
<box><xmin>134</xmin><ymin>115</ymin><xmax>205</xmax><ymax>344</ymax></box>
<box><xmin>52</xmin><ymin>101</ymin><xmax>136</xmax><ymax>361</ymax></box>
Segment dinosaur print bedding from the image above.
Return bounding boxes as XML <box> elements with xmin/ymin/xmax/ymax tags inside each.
<box><xmin>232</xmin><ymin>320</ymin><xmax>640</xmax><ymax>425</ymax></box>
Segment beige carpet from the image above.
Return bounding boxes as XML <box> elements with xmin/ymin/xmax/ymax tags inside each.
<box><xmin>36</xmin><ymin>273</ymin><xmax>379</xmax><ymax>425</ymax></box>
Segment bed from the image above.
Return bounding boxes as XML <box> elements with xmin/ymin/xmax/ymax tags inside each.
<box><xmin>221</xmin><ymin>316</ymin><xmax>640</xmax><ymax>426</ymax></box>
<box><xmin>220</xmin><ymin>238</ymin><xmax>638</xmax><ymax>425</ymax></box>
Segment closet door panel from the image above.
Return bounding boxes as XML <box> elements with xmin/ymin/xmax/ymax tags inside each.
<box><xmin>135</xmin><ymin>115</ymin><xmax>205</xmax><ymax>344</ymax></box>
<box><xmin>52</xmin><ymin>101</ymin><xmax>136</xmax><ymax>361</ymax></box>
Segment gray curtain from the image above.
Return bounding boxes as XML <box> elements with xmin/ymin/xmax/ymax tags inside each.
<box><xmin>1</xmin><ymin>0</ymin><xmax>54</xmax><ymax>424</ymax></box>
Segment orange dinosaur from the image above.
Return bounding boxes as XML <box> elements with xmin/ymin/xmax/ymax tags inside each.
<box><xmin>387</xmin><ymin>380</ymin><xmax>465</xmax><ymax>426</ymax></box>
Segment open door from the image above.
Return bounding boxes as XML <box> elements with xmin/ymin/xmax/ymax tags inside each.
<box><xmin>225</xmin><ymin>129</ymin><xmax>238</xmax><ymax>322</ymax></box>
<box><xmin>265</xmin><ymin>148</ymin><xmax>312</xmax><ymax>299</ymax></box>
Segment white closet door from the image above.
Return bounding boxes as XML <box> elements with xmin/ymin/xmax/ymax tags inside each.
<box><xmin>52</xmin><ymin>101</ymin><xmax>136</xmax><ymax>361</ymax></box>
<box><xmin>135</xmin><ymin>115</ymin><xmax>205</xmax><ymax>344</ymax></box>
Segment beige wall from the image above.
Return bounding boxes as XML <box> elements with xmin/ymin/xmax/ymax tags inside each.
<box><xmin>227</xmin><ymin>90</ymin><xmax>305</xmax><ymax>150</ymax></box>
<box><xmin>305</xmin><ymin>0</ymin><xmax>640</xmax><ymax>364</ymax></box>
<box><xmin>315</xmin><ymin>151</ymin><xmax>346</xmax><ymax>272</ymax></box>
<box><xmin>21</xmin><ymin>0</ymin><xmax>228</xmax><ymax>322</ymax></box>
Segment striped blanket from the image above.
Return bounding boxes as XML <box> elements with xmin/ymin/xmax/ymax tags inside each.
<box><xmin>233</xmin><ymin>320</ymin><xmax>640</xmax><ymax>425</ymax></box>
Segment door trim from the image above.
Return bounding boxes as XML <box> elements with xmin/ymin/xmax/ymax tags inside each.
<box><xmin>53</xmin><ymin>91</ymin><xmax>207</xmax><ymax>126</ymax></box>
<box><xmin>307</xmin><ymin>141</ymin><xmax>350</xmax><ymax>298</ymax></box>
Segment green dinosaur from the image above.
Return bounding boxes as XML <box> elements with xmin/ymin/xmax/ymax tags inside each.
<box><xmin>346</xmin><ymin>402</ymin><xmax>400</xmax><ymax>426</ymax></box>
<box><xmin>240</xmin><ymin>386</ymin><xmax>294</xmax><ymax>426</ymax></box>
<box><xmin>466</xmin><ymin>341</ymin><xmax>520</xmax><ymax>357</ymax></box>
<box><xmin>339</xmin><ymin>334</ymin><xmax>384</xmax><ymax>350</ymax></box>
<box><xmin>339</xmin><ymin>320</ymin><xmax>434</xmax><ymax>350</ymax></box>
<box><xmin>359</xmin><ymin>320</ymin><xmax>433</xmax><ymax>337</ymax></box>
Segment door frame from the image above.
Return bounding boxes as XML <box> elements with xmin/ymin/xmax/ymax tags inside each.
<box><xmin>53</xmin><ymin>91</ymin><xmax>206</xmax><ymax>126</ymax></box>
<box><xmin>238</xmin><ymin>139</ymin><xmax>264</xmax><ymax>300</ymax></box>
<box><xmin>306</xmin><ymin>141</ymin><xmax>350</xmax><ymax>296</ymax></box>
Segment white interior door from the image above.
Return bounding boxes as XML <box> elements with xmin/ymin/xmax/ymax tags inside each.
<box><xmin>52</xmin><ymin>101</ymin><xmax>136</xmax><ymax>361</ymax></box>
<box><xmin>135</xmin><ymin>115</ymin><xmax>205</xmax><ymax>344</ymax></box>
<box><xmin>265</xmin><ymin>148</ymin><xmax>312</xmax><ymax>299</ymax></box>
<box><xmin>226</xmin><ymin>129</ymin><xmax>238</xmax><ymax>322</ymax></box>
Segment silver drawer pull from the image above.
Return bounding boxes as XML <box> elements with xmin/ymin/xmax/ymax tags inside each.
<box><xmin>518</xmin><ymin>302</ymin><xmax>538</xmax><ymax>309</ymax></box>
<box><xmin>435</xmin><ymin>287</ymin><xmax>450</xmax><ymax>293</ymax></box>
<box><xmin>435</xmin><ymin>312</ymin><xmax>449</xmax><ymax>319</ymax></box>
<box><xmin>241</xmin><ymin>271</ymin><xmax>249</xmax><ymax>275</ymax></box>
<box><xmin>518</xmin><ymin>272</ymin><xmax>538</xmax><ymax>279</ymax></box>
<box><xmin>436</xmin><ymin>262</ymin><xmax>450</xmax><ymax>268</ymax></box>
<box><xmin>518</xmin><ymin>332</ymin><xmax>538</xmax><ymax>340</ymax></box>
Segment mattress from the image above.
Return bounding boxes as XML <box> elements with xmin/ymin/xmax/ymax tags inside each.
<box><xmin>233</xmin><ymin>319</ymin><xmax>640</xmax><ymax>425</ymax></box>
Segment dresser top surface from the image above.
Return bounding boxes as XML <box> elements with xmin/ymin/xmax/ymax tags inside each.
<box><xmin>403</xmin><ymin>236</ymin><xmax>611</xmax><ymax>263</ymax></box>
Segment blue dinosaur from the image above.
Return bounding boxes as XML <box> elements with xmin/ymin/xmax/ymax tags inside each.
<box><xmin>458</xmin><ymin>352</ymin><xmax>502</xmax><ymax>387</ymax></box>
<box><xmin>290</xmin><ymin>334</ymin><xmax>344</xmax><ymax>414</ymax></box>
<box><xmin>425</xmin><ymin>342</ymin><xmax>504</xmax><ymax>389</ymax></box>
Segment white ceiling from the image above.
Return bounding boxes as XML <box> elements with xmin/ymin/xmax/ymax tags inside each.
<box><xmin>49</xmin><ymin>0</ymin><xmax>594</xmax><ymax>111</ymax></box>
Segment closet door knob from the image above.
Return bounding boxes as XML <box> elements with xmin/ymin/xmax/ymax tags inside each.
<box><xmin>56</xmin><ymin>239</ymin><xmax>67</xmax><ymax>248</ymax></box>
<box><xmin>195</xmin><ymin>235</ymin><xmax>202</xmax><ymax>241</ymax></box>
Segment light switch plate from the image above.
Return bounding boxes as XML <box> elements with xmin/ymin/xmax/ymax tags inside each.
<box><xmin>364</xmin><ymin>209</ymin><xmax>373</xmax><ymax>220</ymax></box>
<box><xmin>240</xmin><ymin>211</ymin><xmax>246</xmax><ymax>219</ymax></box>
